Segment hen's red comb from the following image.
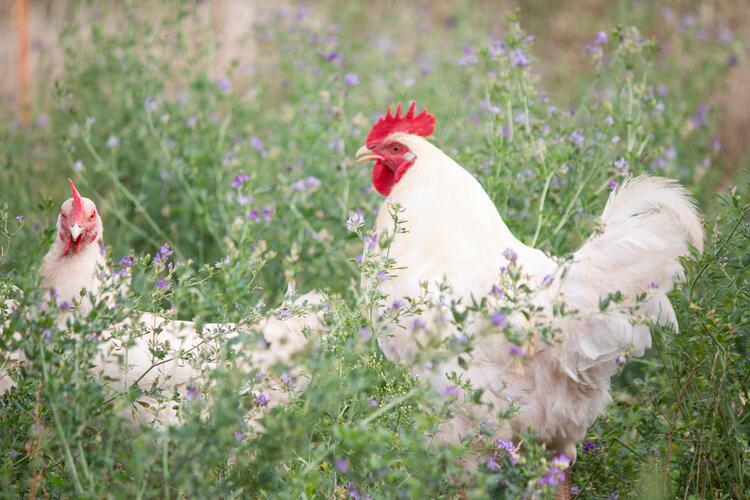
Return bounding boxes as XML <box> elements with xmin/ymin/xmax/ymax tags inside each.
<box><xmin>365</xmin><ymin>102</ymin><xmax>435</xmax><ymax>144</ymax></box>
<box><xmin>68</xmin><ymin>178</ymin><xmax>85</xmax><ymax>219</ymax></box>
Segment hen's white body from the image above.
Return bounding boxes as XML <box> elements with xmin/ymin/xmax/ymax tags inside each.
<box><xmin>374</xmin><ymin>133</ymin><xmax>703</xmax><ymax>458</ymax></box>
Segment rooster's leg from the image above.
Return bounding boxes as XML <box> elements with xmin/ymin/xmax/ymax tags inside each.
<box><xmin>555</xmin><ymin>467</ymin><xmax>572</xmax><ymax>500</ymax></box>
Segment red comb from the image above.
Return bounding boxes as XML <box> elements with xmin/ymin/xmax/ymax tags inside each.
<box><xmin>365</xmin><ymin>102</ymin><xmax>436</xmax><ymax>144</ymax></box>
<box><xmin>68</xmin><ymin>178</ymin><xmax>85</xmax><ymax>219</ymax></box>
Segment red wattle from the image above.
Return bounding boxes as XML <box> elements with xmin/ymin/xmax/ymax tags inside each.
<box><xmin>372</xmin><ymin>161</ymin><xmax>414</xmax><ymax>196</ymax></box>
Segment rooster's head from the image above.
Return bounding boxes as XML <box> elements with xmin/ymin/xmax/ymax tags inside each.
<box><xmin>355</xmin><ymin>102</ymin><xmax>435</xmax><ymax>196</ymax></box>
<box><xmin>58</xmin><ymin>179</ymin><xmax>102</xmax><ymax>256</ymax></box>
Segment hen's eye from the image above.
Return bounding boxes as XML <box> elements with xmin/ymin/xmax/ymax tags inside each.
<box><xmin>390</xmin><ymin>144</ymin><xmax>401</xmax><ymax>153</ymax></box>
<box><xmin>90</xmin><ymin>212</ymin><xmax>96</xmax><ymax>219</ymax></box>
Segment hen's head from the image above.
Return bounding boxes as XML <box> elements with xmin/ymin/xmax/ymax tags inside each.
<box><xmin>58</xmin><ymin>179</ymin><xmax>102</xmax><ymax>256</ymax></box>
<box><xmin>355</xmin><ymin>102</ymin><xmax>435</xmax><ymax>196</ymax></box>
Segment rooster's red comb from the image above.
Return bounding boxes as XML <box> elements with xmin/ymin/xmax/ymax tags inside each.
<box><xmin>365</xmin><ymin>102</ymin><xmax>435</xmax><ymax>144</ymax></box>
<box><xmin>68</xmin><ymin>178</ymin><xmax>85</xmax><ymax>218</ymax></box>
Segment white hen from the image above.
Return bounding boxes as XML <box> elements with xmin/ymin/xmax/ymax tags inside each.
<box><xmin>1</xmin><ymin>180</ymin><xmax>324</xmax><ymax>430</ymax></box>
<box><xmin>355</xmin><ymin>103</ymin><xmax>703</xmax><ymax>465</ymax></box>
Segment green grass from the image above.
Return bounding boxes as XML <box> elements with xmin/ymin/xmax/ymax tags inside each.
<box><xmin>1</xmin><ymin>2</ymin><xmax>747</xmax><ymax>498</ymax></box>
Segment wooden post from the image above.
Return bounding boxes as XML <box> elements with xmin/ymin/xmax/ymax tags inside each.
<box><xmin>15</xmin><ymin>0</ymin><xmax>31</xmax><ymax>125</ymax></box>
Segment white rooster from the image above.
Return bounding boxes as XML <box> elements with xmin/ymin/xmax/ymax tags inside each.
<box><xmin>355</xmin><ymin>103</ymin><xmax>703</xmax><ymax>485</ymax></box>
<box><xmin>1</xmin><ymin>180</ymin><xmax>323</xmax><ymax>429</ymax></box>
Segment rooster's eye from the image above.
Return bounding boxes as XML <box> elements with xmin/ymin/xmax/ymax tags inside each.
<box><xmin>90</xmin><ymin>212</ymin><xmax>96</xmax><ymax>219</ymax></box>
<box><xmin>390</xmin><ymin>144</ymin><xmax>401</xmax><ymax>154</ymax></box>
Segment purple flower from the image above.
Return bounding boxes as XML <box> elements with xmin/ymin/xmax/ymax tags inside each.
<box><xmin>245</xmin><ymin>209</ymin><xmax>260</xmax><ymax>222</ymax></box>
<box><xmin>458</xmin><ymin>49</ymin><xmax>478</xmax><ymax>66</ymax></box>
<box><xmin>594</xmin><ymin>31</ymin><xmax>608</xmax><ymax>45</ymax></box>
<box><xmin>346</xmin><ymin>211</ymin><xmax>365</xmax><ymax>232</ymax></box>
<box><xmin>614</xmin><ymin>355</ymin><xmax>627</xmax><ymax>367</ymax></box>
<box><xmin>411</xmin><ymin>318</ymin><xmax>426</xmax><ymax>331</ymax></box>
<box><xmin>502</xmin><ymin>248</ymin><xmax>518</xmax><ymax>263</ymax></box>
<box><xmin>611</xmin><ymin>135</ymin><xmax>621</xmax><ymax>144</ymax></box>
<box><xmin>569</xmin><ymin>130</ymin><xmax>585</xmax><ymax>148</ymax></box>
<box><xmin>119</xmin><ymin>256</ymin><xmax>133</xmax><ymax>267</ymax></box>
<box><xmin>306</xmin><ymin>176</ymin><xmax>321</xmax><ymax>188</ymax></box>
<box><xmin>389</xmin><ymin>299</ymin><xmax>405</xmax><ymax>313</ymax></box>
<box><xmin>608</xmin><ymin>179</ymin><xmax>619</xmax><ymax>191</ymax></box>
<box><xmin>690</xmin><ymin>104</ymin><xmax>709</xmax><ymax>129</ymax></box>
<box><xmin>509</xmin><ymin>48</ymin><xmax>528</xmax><ymax>67</ymax></box>
<box><xmin>217</xmin><ymin>77</ymin><xmax>232</xmax><ymax>93</ymax></box>
<box><xmin>607</xmin><ymin>493</ymin><xmax>619</xmax><ymax>500</ymax></box>
<box><xmin>489</xmin><ymin>285</ymin><xmax>505</xmax><ymax>298</ymax></box>
<box><xmin>15</xmin><ymin>215</ymin><xmax>24</xmax><ymax>223</ymax></box>
<box><xmin>186</xmin><ymin>116</ymin><xmax>198</xmax><ymax>128</ymax></box>
<box><xmin>186</xmin><ymin>386</ymin><xmax>199</xmax><ymax>401</ymax></box>
<box><xmin>649</xmin><ymin>281</ymin><xmax>659</xmax><ymax>289</ymax></box>
<box><xmin>368</xmin><ymin>398</ymin><xmax>378</xmax><ymax>408</ymax></box>
<box><xmin>540</xmin><ymin>466</ymin><xmax>565</xmax><ymax>486</ymax></box>
<box><xmin>485</xmin><ymin>455</ymin><xmax>501</xmax><ymax>472</ymax></box>
<box><xmin>335</xmin><ymin>458</ymin><xmax>349</xmax><ymax>474</ymax></box>
<box><xmin>234</xmin><ymin>430</ymin><xmax>244</xmax><ymax>442</ymax></box>
<box><xmin>509</xmin><ymin>344</ymin><xmax>525</xmax><ymax>357</ymax></box>
<box><xmin>443</xmin><ymin>385</ymin><xmax>461</xmax><ymax>398</ymax></box>
<box><xmin>326</xmin><ymin>50</ymin><xmax>339</xmax><ymax>62</ymax></box>
<box><xmin>262</xmin><ymin>206</ymin><xmax>274</xmax><ymax>222</ymax></box>
<box><xmin>328</xmin><ymin>137</ymin><xmax>343</xmax><ymax>152</ymax></box>
<box><xmin>156</xmin><ymin>278</ymin><xmax>170</xmax><ymax>290</ymax></box>
<box><xmin>250</xmin><ymin>136</ymin><xmax>264</xmax><ymax>151</ymax></box>
<box><xmin>144</xmin><ymin>97</ymin><xmax>158</xmax><ymax>112</ymax></box>
<box><xmin>583</xmin><ymin>441</ymin><xmax>597</xmax><ymax>454</ymax></box>
<box><xmin>43</xmin><ymin>329</ymin><xmax>52</xmax><ymax>345</ymax></box>
<box><xmin>343</xmin><ymin>73</ymin><xmax>359</xmax><ymax>87</ymax></box>
<box><xmin>231</xmin><ymin>173</ymin><xmax>250</xmax><ymax>189</ymax></box>
<box><xmin>571</xmin><ymin>485</ymin><xmax>580</xmax><ymax>495</ymax></box>
<box><xmin>542</xmin><ymin>274</ymin><xmax>554</xmax><ymax>286</ymax></box>
<box><xmin>614</xmin><ymin>157</ymin><xmax>629</xmax><ymax>175</ymax></box>
<box><xmin>291</xmin><ymin>180</ymin><xmax>306</xmax><ymax>192</ymax></box>
<box><xmin>359</xmin><ymin>326</ymin><xmax>371</xmax><ymax>340</ymax></box>
<box><xmin>58</xmin><ymin>301</ymin><xmax>72</xmax><ymax>311</ymax></box>
<box><xmin>281</xmin><ymin>374</ymin><xmax>294</xmax><ymax>386</ymax></box>
<box><xmin>490</xmin><ymin>312</ymin><xmax>506</xmax><ymax>327</ymax></box>
<box><xmin>604</xmin><ymin>115</ymin><xmax>614</xmax><ymax>126</ymax></box>
<box><xmin>106</xmin><ymin>136</ymin><xmax>119</xmax><ymax>148</ymax></box>
<box><xmin>375</xmin><ymin>270</ymin><xmax>390</xmax><ymax>282</ymax></box>
<box><xmin>255</xmin><ymin>392</ymin><xmax>271</xmax><ymax>407</ymax></box>
<box><xmin>153</xmin><ymin>244</ymin><xmax>173</xmax><ymax>263</ymax></box>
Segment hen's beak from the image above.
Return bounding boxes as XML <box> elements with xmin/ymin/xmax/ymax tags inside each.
<box><xmin>355</xmin><ymin>145</ymin><xmax>383</xmax><ymax>164</ymax></box>
<box><xmin>69</xmin><ymin>223</ymin><xmax>83</xmax><ymax>241</ymax></box>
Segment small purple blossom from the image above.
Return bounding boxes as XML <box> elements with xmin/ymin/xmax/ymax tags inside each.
<box><xmin>346</xmin><ymin>211</ymin><xmax>365</xmax><ymax>232</ymax></box>
<box><xmin>569</xmin><ymin>130</ymin><xmax>585</xmax><ymax>148</ymax></box>
<box><xmin>375</xmin><ymin>270</ymin><xmax>390</xmax><ymax>281</ymax></box>
<box><xmin>485</xmin><ymin>456</ymin><xmax>501</xmax><ymax>472</ymax></box>
<box><xmin>156</xmin><ymin>278</ymin><xmax>170</xmax><ymax>290</ymax></box>
<box><xmin>343</xmin><ymin>73</ymin><xmax>359</xmax><ymax>87</ymax></box>
<box><xmin>542</xmin><ymin>274</ymin><xmax>554</xmax><ymax>286</ymax></box>
<box><xmin>144</xmin><ymin>97</ymin><xmax>158</xmax><ymax>112</ymax></box>
<box><xmin>540</xmin><ymin>466</ymin><xmax>565</xmax><ymax>487</ymax></box>
<box><xmin>153</xmin><ymin>244</ymin><xmax>173</xmax><ymax>264</ymax></box>
<box><xmin>335</xmin><ymin>458</ymin><xmax>349</xmax><ymax>474</ymax></box>
<box><xmin>326</xmin><ymin>50</ymin><xmax>339</xmax><ymax>62</ymax></box>
<box><xmin>231</xmin><ymin>173</ymin><xmax>250</xmax><ymax>189</ymax></box>
<box><xmin>58</xmin><ymin>301</ymin><xmax>72</xmax><ymax>311</ymax></box>
<box><xmin>217</xmin><ymin>77</ymin><xmax>232</xmax><ymax>93</ymax></box>
<box><xmin>186</xmin><ymin>386</ymin><xmax>199</xmax><ymax>401</ymax></box>
<box><xmin>359</xmin><ymin>326</ymin><xmax>371</xmax><ymax>340</ymax></box>
<box><xmin>255</xmin><ymin>392</ymin><xmax>271</xmax><ymax>407</ymax></box>
<box><xmin>571</xmin><ymin>485</ymin><xmax>580</xmax><ymax>495</ymax></box>
<box><xmin>583</xmin><ymin>441</ymin><xmax>597</xmax><ymax>454</ymax></box>
<box><xmin>458</xmin><ymin>47</ymin><xmax>478</xmax><ymax>66</ymax></box>
<box><xmin>291</xmin><ymin>180</ymin><xmax>306</xmax><ymax>192</ymax></box>
<box><xmin>411</xmin><ymin>317</ymin><xmax>426</xmax><ymax>331</ymax></box>
<box><xmin>489</xmin><ymin>284</ymin><xmax>505</xmax><ymax>298</ymax></box>
<box><xmin>509</xmin><ymin>48</ymin><xmax>528</xmax><ymax>67</ymax></box>
<box><xmin>490</xmin><ymin>312</ymin><xmax>506</xmax><ymax>327</ymax></box>
<box><xmin>186</xmin><ymin>116</ymin><xmax>198</xmax><ymax>128</ymax></box>
<box><xmin>234</xmin><ymin>430</ymin><xmax>244</xmax><ymax>442</ymax></box>
<box><xmin>615</xmin><ymin>355</ymin><xmax>627</xmax><ymax>367</ymax></box>
<box><xmin>43</xmin><ymin>329</ymin><xmax>52</xmax><ymax>345</ymax></box>
<box><xmin>509</xmin><ymin>344</ymin><xmax>525</xmax><ymax>357</ymax></box>
<box><xmin>262</xmin><ymin>206</ymin><xmax>274</xmax><ymax>222</ymax></box>
<box><xmin>106</xmin><ymin>136</ymin><xmax>119</xmax><ymax>148</ymax></box>
<box><xmin>119</xmin><ymin>256</ymin><xmax>133</xmax><ymax>267</ymax></box>
<box><xmin>608</xmin><ymin>179</ymin><xmax>619</xmax><ymax>191</ymax></box>
<box><xmin>15</xmin><ymin>215</ymin><xmax>24</xmax><ymax>223</ymax></box>
<box><xmin>368</xmin><ymin>398</ymin><xmax>378</xmax><ymax>408</ymax></box>
<box><xmin>250</xmin><ymin>136</ymin><xmax>264</xmax><ymax>151</ymax></box>
<box><xmin>389</xmin><ymin>299</ymin><xmax>405</xmax><ymax>313</ymax></box>
<box><xmin>443</xmin><ymin>385</ymin><xmax>461</xmax><ymax>398</ymax></box>
<box><xmin>502</xmin><ymin>248</ymin><xmax>518</xmax><ymax>263</ymax></box>
<box><xmin>305</xmin><ymin>176</ymin><xmax>321</xmax><ymax>188</ymax></box>
<box><xmin>245</xmin><ymin>209</ymin><xmax>259</xmax><ymax>222</ymax></box>
<box><xmin>594</xmin><ymin>31</ymin><xmax>608</xmax><ymax>45</ymax></box>
<box><xmin>281</xmin><ymin>374</ymin><xmax>294</xmax><ymax>386</ymax></box>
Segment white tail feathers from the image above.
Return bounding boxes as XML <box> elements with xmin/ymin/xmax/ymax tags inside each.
<box><xmin>561</xmin><ymin>176</ymin><xmax>704</xmax><ymax>377</ymax></box>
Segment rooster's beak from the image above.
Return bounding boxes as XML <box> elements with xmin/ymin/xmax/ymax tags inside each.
<box><xmin>355</xmin><ymin>145</ymin><xmax>383</xmax><ymax>164</ymax></box>
<box><xmin>69</xmin><ymin>223</ymin><xmax>83</xmax><ymax>241</ymax></box>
